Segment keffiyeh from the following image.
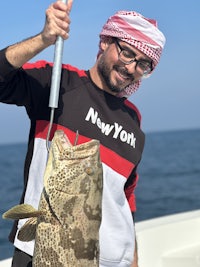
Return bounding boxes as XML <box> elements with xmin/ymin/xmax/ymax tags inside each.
<box><xmin>99</xmin><ymin>11</ymin><xmax>166</xmax><ymax>97</ymax></box>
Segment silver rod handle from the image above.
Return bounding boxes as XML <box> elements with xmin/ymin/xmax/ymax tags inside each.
<box><xmin>48</xmin><ymin>0</ymin><xmax>67</xmax><ymax>109</ymax></box>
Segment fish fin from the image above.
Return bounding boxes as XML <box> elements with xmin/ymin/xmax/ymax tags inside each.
<box><xmin>17</xmin><ymin>217</ymin><xmax>37</xmax><ymax>241</ymax></box>
<box><xmin>2</xmin><ymin>204</ymin><xmax>42</xmax><ymax>220</ymax></box>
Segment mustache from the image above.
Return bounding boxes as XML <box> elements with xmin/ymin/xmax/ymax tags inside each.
<box><xmin>113</xmin><ymin>65</ymin><xmax>135</xmax><ymax>81</ymax></box>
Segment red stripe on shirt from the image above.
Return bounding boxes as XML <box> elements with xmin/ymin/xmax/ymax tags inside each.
<box><xmin>23</xmin><ymin>61</ymin><xmax>87</xmax><ymax>77</ymax></box>
<box><xmin>35</xmin><ymin>120</ymin><xmax>135</xmax><ymax>178</ymax></box>
<box><xmin>124</xmin><ymin>99</ymin><xmax>142</xmax><ymax>123</ymax></box>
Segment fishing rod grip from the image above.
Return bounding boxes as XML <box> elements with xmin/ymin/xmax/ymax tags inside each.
<box><xmin>48</xmin><ymin>0</ymin><xmax>68</xmax><ymax>109</ymax></box>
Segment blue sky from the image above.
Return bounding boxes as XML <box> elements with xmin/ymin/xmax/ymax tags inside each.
<box><xmin>0</xmin><ymin>0</ymin><xmax>200</xmax><ymax>144</ymax></box>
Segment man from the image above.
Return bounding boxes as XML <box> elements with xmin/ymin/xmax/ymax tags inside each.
<box><xmin>0</xmin><ymin>1</ymin><xmax>165</xmax><ymax>266</ymax></box>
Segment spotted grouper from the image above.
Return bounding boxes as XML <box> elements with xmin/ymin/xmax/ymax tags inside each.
<box><xmin>3</xmin><ymin>130</ymin><xmax>103</xmax><ymax>266</ymax></box>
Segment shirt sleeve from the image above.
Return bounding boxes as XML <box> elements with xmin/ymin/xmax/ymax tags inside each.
<box><xmin>0</xmin><ymin>48</ymin><xmax>18</xmax><ymax>80</ymax></box>
<box><xmin>124</xmin><ymin>167</ymin><xmax>139</xmax><ymax>212</ymax></box>
<box><xmin>0</xmin><ymin>48</ymin><xmax>52</xmax><ymax>118</ymax></box>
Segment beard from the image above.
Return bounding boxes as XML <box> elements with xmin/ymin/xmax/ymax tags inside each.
<box><xmin>97</xmin><ymin>53</ymin><xmax>135</xmax><ymax>93</ymax></box>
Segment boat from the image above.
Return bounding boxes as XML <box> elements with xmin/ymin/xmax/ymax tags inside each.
<box><xmin>1</xmin><ymin>209</ymin><xmax>200</xmax><ymax>267</ymax></box>
<box><xmin>0</xmin><ymin>258</ymin><xmax>12</xmax><ymax>267</ymax></box>
<box><xmin>135</xmin><ymin>209</ymin><xmax>200</xmax><ymax>267</ymax></box>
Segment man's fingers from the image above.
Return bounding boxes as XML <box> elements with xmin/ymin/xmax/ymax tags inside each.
<box><xmin>67</xmin><ymin>0</ymin><xmax>73</xmax><ymax>13</ymax></box>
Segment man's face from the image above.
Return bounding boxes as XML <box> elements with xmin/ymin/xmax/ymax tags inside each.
<box><xmin>97</xmin><ymin>39</ymin><xmax>151</xmax><ymax>95</ymax></box>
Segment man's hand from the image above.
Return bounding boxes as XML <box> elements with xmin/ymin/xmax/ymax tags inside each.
<box><xmin>131</xmin><ymin>257</ymin><xmax>138</xmax><ymax>267</ymax></box>
<box><xmin>41</xmin><ymin>0</ymin><xmax>73</xmax><ymax>46</ymax></box>
<box><xmin>131</xmin><ymin>239</ymin><xmax>139</xmax><ymax>267</ymax></box>
<box><xmin>5</xmin><ymin>0</ymin><xmax>73</xmax><ymax>68</ymax></box>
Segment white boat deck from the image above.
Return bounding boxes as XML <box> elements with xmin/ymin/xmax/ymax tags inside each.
<box><xmin>0</xmin><ymin>258</ymin><xmax>12</xmax><ymax>267</ymax></box>
<box><xmin>135</xmin><ymin>209</ymin><xmax>200</xmax><ymax>267</ymax></box>
<box><xmin>1</xmin><ymin>210</ymin><xmax>200</xmax><ymax>267</ymax></box>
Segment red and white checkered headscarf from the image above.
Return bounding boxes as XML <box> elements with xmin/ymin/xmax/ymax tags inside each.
<box><xmin>99</xmin><ymin>10</ymin><xmax>166</xmax><ymax>97</ymax></box>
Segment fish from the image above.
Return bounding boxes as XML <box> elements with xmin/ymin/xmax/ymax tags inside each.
<box><xmin>3</xmin><ymin>130</ymin><xmax>103</xmax><ymax>267</ymax></box>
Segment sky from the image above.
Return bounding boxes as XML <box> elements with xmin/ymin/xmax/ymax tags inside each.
<box><xmin>0</xmin><ymin>0</ymin><xmax>200</xmax><ymax>144</ymax></box>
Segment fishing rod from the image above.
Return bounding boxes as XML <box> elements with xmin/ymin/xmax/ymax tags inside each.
<box><xmin>46</xmin><ymin>0</ymin><xmax>68</xmax><ymax>151</ymax></box>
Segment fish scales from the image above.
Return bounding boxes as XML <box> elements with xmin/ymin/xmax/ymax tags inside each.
<box><xmin>33</xmin><ymin>130</ymin><xmax>103</xmax><ymax>266</ymax></box>
<box><xmin>3</xmin><ymin>130</ymin><xmax>103</xmax><ymax>267</ymax></box>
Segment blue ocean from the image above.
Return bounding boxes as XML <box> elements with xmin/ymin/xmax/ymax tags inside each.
<box><xmin>0</xmin><ymin>128</ymin><xmax>200</xmax><ymax>260</ymax></box>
